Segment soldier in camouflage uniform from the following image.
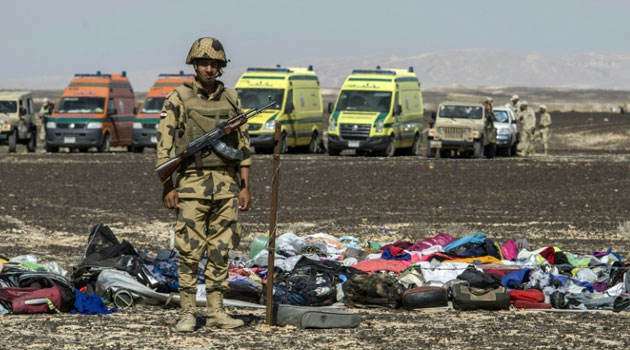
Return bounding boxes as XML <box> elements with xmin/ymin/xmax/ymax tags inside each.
<box><xmin>538</xmin><ymin>105</ymin><xmax>551</xmax><ymax>156</ymax></box>
<box><xmin>156</xmin><ymin>37</ymin><xmax>251</xmax><ymax>332</ymax></box>
<box><xmin>38</xmin><ymin>98</ymin><xmax>54</xmax><ymax>142</ymax></box>
<box><xmin>517</xmin><ymin>101</ymin><xmax>536</xmax><ymax>156</ymax></box>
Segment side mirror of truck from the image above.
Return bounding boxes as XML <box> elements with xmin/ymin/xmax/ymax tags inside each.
<box><xmin>285</xmin><ymin>102</ymin><xmax>294</xmax><ymax>114</ymax></box>
<box><xmin>107</xmin><ymin>107</ymin><xmax>117</xmax><ymax>116</ymax></box>
<box><xmin>327</xmin><ymin>102</ymin><xmax>334</xmax><ymax>114</ymax></box>
<box><xmin>394</xmin><ymin>104</ymin><xmax>402</xmax><ymax>116</ymax></box>
<box><xmin>19</xmin><ymin>108</ymin><xmax>26</xmax><ymax>116</ymax></box>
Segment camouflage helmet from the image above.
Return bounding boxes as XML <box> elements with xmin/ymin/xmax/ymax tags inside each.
<box><xmin>185</xmin><ymin>37</ymin><xmax>228</xmax><ymax>65</ymax></box>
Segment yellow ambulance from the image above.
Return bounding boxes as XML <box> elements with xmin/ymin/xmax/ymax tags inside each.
<box><xmin>235</xmin><ymin>66</ymin><xmax>323</xmax><ymax>153</ymax></box>
<box><xmin>327</xmin><ymin>67</ymin><xmax>423</xmax><ymax>156</ymax></box>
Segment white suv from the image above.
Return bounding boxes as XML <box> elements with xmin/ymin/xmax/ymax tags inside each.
<box><xmin>492</xmin><ymin>107</ymin><xmax>518</xmax><ymax>156</ymax></box>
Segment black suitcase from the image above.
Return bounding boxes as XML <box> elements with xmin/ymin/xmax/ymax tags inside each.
<box><xmin>401</xmin><ymin>286</ymin><xmax>448</xmax><ymax>309</ymax></box>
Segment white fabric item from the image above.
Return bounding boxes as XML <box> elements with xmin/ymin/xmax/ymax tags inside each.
<box><xmin>247</xmin><ymin>250</ymin><xmax>303</xmax><ymax>271</ymax></box>
<box><xmin>575</xmin><ymin>268</ymin><xmax>598</xmax><ymax>284</ymax></box>
<box><xmin>398</xmin><ymin>269</ymin><xmax>425</xmax><ymax>289</ymax></box>
<box><xmin>304</xmin><ymin>233</ymin><xmax>345</xmax><ymax>260</ymax></box>
<box><xmin>416</xmin><ymin>261</ymin><xmax>471</xmax><ymax>287</ymax></box>
<box><xmin>276</xmin><ymin>232</ymin><xmax>306</xmax><ymax>256</ymax></box>
<box><xmin>342</xmin><ymin>257</ymin><xmax>358</xmax><ymax>266</ymax></box>
<box><xmin>366</xmin><ymin>253</ymin><xmax>382</xmax><ymax>260</ymax></box>
<box><xmin>604</xmin><ymin>283</ymin><xmax>624</xmax><ymax>297</ymax></box>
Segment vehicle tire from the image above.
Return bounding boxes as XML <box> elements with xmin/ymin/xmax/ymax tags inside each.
<box><xmin>132</xmin><ymin>146</ymin><xmax>144</xmax><ymax>153</ymax></box>
<box><xmin>425</xmin><ymin>137</ymin><xmax>436</xmax><ymax>158</ymax></box>
<box><xmin>327</xmin><ymin>147</ymin><xmax>341</xmax><ymax>156</ymax></box>
<box><xmin>26</xmin><ymin>130</ymin><xmax>37</xmax><ymax>153</ymax></box>
<box><xmin>70</xmin><ymin>147</ymin><xmax>79</xmax><ymax>153</ymax></box>
<box><xmin>279</xmin><ymin>132</ymin><xmax>288</xmax><ymax>154</ymax></box>
<box><xmin>378</xmin><ymin>135</ymin><xmax>395</xmax><ymax>157</ymax></box>
<box><xmin>484</xmin><ymin>142</ymin><xmax>496</xmax><ymax>159</ymax></box>
<box><xmin>410</xmin><ymin>134</ymin><xmax>421</xmax><ymax>156</ymax></box>
<box><xmin>8</xmin><ymin>129</ymin><xmax>17</xmax><ymax>153</ymax></box>
<box><xmin>308</xmin><ymin>132</ymin><xmax>320</xmax><ymax>153</ymax></box>
<box><xmin>439</xmin><ymin>149</ymin><xmax>450</xmax><ymax>158</ymax></box>
<box><xmin>98</xmin><ymin>133</ymin><xmax>111</xmax><ymax>153</ymax></box>
<box><xmin>45</xmin><ymin>144</ymin><xmax>59</xmax><ymax>153</ymax></box>
<box><xmin>254</xmin><ymin>147</ymin><xmax>273</xmax><ymax>154</ymax></box>
<box><xmin>355</xmin><ymin>149</ymin><xmax>369</xmax><ymax>157</ymax></box>
<box><xmin>473</xmin><ymin>140</ymin><xmax>483</xmax><ymax>158</ymax></box>
<box><xmin>79</xmin><ymin>147</ymin><xmax>89</xmax><ymax>153</ymax></box>
<box><xmin>510</xmin><ymin>141</ymin><xmax>518</xmax><ymax>157</ymax></box>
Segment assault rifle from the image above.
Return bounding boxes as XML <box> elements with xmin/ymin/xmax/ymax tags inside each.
<box><xmin>155</xmin><ymin>100</ymin><xmax>276</xmax><ymax>184</ymax></box>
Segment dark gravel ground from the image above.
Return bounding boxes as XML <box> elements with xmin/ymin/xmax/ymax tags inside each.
<box><xmin>1</xmin><ymin>111</ymin><xmax>630</xmax><ymax>349</ymax></box>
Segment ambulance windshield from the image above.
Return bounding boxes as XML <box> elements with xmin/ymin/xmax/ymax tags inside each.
<box><xmin>439</xmin><ymin>105</ymin><xmax>483</xmax><ymax>119</ymax></box>
<box><xmin>55</xmin><ymin>97</ymin><xmax>106</xmax><ymax>114</ymax></box>
<box><xmin>141</xmin><ymin>97</ymin><xmax>166</xmax><ymax>114</ymax></box>
<box><xmin>236</xmin><ymin>89</ymin><xmax>284</xmax><ymax>110</ymax></box>
<box><xmin>335</xmin><ymin>91</ymin><xmax>391</xmax><ymax>113</ymax></box>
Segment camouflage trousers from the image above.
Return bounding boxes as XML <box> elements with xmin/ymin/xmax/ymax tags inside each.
<box><xmin>539</xmin><ymin>128</ymin><xmax>550</xmax><ymax>153</ymax></box>
<box><xmin>175</xmin><ymin>197</ymin><xmax>241</xmax><ymax>293</ymax></box>
<box><xmin>521</xmin><ymin>129</ymin><xmax>536</xmax><ymax>156</ymax></box>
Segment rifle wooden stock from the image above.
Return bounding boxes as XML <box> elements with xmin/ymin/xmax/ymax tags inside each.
<box><xmin>155</xmin><ymin>152</ymin><xmax>188</xmax><ymax>184</ymax></box>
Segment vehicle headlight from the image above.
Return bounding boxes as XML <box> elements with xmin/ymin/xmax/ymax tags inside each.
<box><xmin>328</xmin><ymin>119</ymin><xmax>336</xmax><ymax>131</ymax></box>
<box><xmin>263</xmin><ymin>120</ymin><xmax>276</xmax><ymax>130</ymax></box>
<box><xmin>498</xmin><ymin>127</ymin><xmax>509</xmax><ymax>135</ymax></box>
<box><xmin>375</xmin><ymin>121</ymin><xmax>384</xmax><ymax>133</ymax></box>
<box><xmin>46</xmin><ymin>122</ymin><xmax>56</xmax><ymax>128</ymax></box>
<box><xmin>438</xmin><ymin>127</ymin><xmax>445</xmax><ymax>133</ymax></box>
<box><xmin>463</xmin><ymin>128</ymin><xmax>471</xmax><ymax>134</ymax></box>
<box><xmin>133</xmin><ymin>122</ymin><xmax>142</xmax><ymax>129</ymax></box>
<box><xmin>87</xmin><ymin>122</ymin><xmax>103</xmax><ymax>129</ymax></box>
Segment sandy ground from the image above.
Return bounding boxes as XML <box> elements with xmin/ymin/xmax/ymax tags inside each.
<box><xmin>1</xmin><ymin>111</ymin><xmax>630</xmax><ymax>349</ymax></box>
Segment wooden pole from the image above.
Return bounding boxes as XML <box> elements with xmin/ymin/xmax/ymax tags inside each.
<box><xmin>265</xmin><ymin>122</ymin><xmax>282</xmax><ymax>325</ymax></box>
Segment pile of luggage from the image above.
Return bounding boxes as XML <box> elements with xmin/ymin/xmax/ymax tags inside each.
<box><xmin>2</xmin><ymin>225</ymin><xmax>629</xmax><ymax>318</ymax></box>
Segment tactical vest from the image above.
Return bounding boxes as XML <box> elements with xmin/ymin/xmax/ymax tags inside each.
<box><xmin>173</xmin><ymin>83</ymin><xmax>240</xmax><ymax>170</ymax></box>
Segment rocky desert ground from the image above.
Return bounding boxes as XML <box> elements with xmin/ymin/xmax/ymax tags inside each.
<box><xmin>1</xmin><ymin>111</ymin><xmax>630</xmax><ymax>349</ymax></box>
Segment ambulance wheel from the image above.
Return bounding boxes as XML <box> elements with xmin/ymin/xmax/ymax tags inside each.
<box><xmin>46</xmin><ymin>144</ymin><xmax>59</xmax><ymax>153</ymax></box>
<box><xmin>254</xmin><ymin>147</ymin><xmax>272</xmax><ymax>154</ymax></box>
<box><xmin>308</xmin><ymin>132</ymin><xmax>320</xmax><ymax>153</ymax></box>
<box><xmin>8</xmin><ymin>129</ymin><xmax>16</xmax><ymax>153</ymax></box>
<box><xmin>410</xmin><ymin>134</ymin><xmax>421</xmax><ymax>156</ymax></box>
<box><xmin>378</xmin><ymin>136</ymin><xmax>396</xmax><ymax>157</ymax></box>
<box><xmin>27</xmin><ymin>130</ymin><xmax>37</xmax><ymax>152</ymax></box>
<box><xmin>98</xmin><ymin>133</ymin><xmax>111</xmax><ymax>153</ymax></box>
<box><xmin>279</xmin><ymin>132</ymin><xmax>288</xmax><ymax>154</ymax></box>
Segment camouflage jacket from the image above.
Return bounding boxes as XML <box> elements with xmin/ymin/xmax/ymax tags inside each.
<box><xmin>156</xmin><ymin>79</ymin><xmax>251</xmax><ymax>200</ymax></box>
<box><xmin>539</xmin><ymin>112</ymin><xmax>551</xmax><ymax>128</ymax></box>
<box><xmin>519</xmin><ymin>108</ymin><xmax>536</xmax><ymax>130</ymax></box>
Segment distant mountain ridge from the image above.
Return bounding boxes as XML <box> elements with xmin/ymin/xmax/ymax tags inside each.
<box><xmin>3</xmin><ymin>49</ymin><xmax>630</xmax><ymax>91</ymax></box>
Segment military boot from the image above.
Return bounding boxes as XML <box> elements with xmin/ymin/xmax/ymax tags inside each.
<box><xmin>206</xmin><ymin>291</ymin><xmax>244</xmax><ymax>329</ymax></box>
<box><xmin>175</xmin><ymin>292</ymin><xmax>197</xmax><ymax>332</ymax></box>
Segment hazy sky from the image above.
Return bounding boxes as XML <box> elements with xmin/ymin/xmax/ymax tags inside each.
<box><xmin>2</xmin><ymin>0</ymin><xmax>630</xmax><ymax>81</ymax></box>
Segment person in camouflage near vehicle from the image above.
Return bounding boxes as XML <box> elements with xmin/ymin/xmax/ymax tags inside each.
<box><xmin>156</xmin><ymin>37</ymin><xmax>251</xmax><ymax>332</ymax></box>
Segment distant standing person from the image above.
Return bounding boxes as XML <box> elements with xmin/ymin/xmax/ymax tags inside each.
<box><xmin>518</xmin><ymin>101</ymin><xmax>536</xmax><ymax>156</ymax></box>
<box><xmin>507</xmin><ymin>95</ymin><xmax>522</xmax><ymax>149</ymax></box>
<box><xmin>38</xmin><ymin>98</ymin><xmax>54</xmax><ymax>142</ymax></box>
<box><xmin>156</xmin><ymin>37</ymin><xmax>251</xmax><ymax>332</ymax></box>
<box><xmin>538</xmin><ymin>105</ymin><xmax>551</xmax><ymax>156</ymax></box>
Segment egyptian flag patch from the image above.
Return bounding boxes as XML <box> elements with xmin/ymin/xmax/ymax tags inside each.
<box><xmin>160</xmin><ymin>111</ymin><xmax>167</xmax><ymax>119</ymax></box>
